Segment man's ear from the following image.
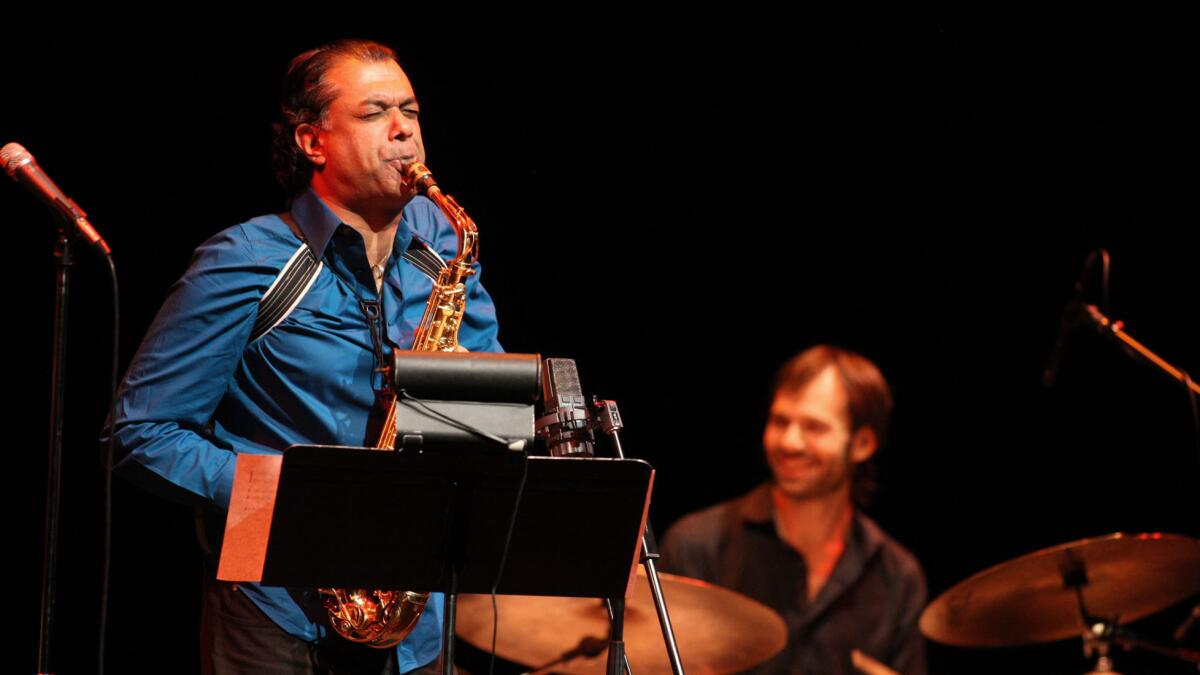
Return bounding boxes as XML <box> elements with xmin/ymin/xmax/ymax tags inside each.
<box><xmin>295</xmin><ymin>123</ymin><xmax>326</xmax><ymax>167</ymax></box>
<box><xmin>849</xmin><ymin>427</ymin><xmax>878</xmax><ymax>464</ymax></box>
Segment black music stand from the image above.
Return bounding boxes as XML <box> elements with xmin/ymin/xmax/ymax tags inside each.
<box><xmin>217</xmin><ymin>444</ymin><xmax>655</xmax><ymax>675</ymax></box>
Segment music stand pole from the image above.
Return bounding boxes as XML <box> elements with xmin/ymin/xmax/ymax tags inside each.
<box><xmin>442</xmin><ymin>560</ymin><xmax>459</xmax><ymax>675</ymax></box>
<box><xmin>593</xmin><ymin>399</ymin><xmax>685</xmax><ymax>675</ymax></box>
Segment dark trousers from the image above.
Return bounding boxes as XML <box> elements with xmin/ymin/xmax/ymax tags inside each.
<box><xmin>200</xmin><ymin>581</ymin><xmax>444</xmax><ymax>675</ymax></box>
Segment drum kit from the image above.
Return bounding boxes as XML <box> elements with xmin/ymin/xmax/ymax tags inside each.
<box><xmin>455</xmin><ymin>533</ymin><xmax>1200</xmax><ymax>674</ymax></box>
<box><xmin>454</xmin><ymin>253</ymin><xmax>1198</xmax><ymax>674</ymax></box>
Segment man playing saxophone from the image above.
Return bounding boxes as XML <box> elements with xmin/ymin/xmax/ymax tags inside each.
<box><xmin>104</xmin><ymin>39</ymin><xmax>502</xmax><ymax>674</ymax></box>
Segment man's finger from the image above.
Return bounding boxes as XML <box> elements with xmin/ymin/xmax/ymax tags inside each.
<box><xmin>851</xmin><ymin>649</ymin><xmax>899</xmax><ymax>675</ymax></box>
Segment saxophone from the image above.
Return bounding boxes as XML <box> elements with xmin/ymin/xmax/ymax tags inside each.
<box><xmin>318</xmin><ymin>162</ymin><xmax>479</xmax><ymax>648</ymax></box>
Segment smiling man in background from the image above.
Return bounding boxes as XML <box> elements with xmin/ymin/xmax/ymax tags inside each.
<box><xmin>660</xmin><ymin>345</ymin><xmax>925</xmax><ymax>675</ymax></box>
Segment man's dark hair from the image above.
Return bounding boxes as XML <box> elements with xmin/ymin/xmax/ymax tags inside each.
<box><xmin>773</xmin><ymin>344</ymin><xmax>894</xmax><ymax>505</ymax></box>
<box><xmin>271</xmin><ymin>39</ymin><xmax>400</xmax><ymax>198</ymax></box>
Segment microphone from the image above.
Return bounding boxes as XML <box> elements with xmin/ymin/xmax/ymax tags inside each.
<box><xmin>536</xmin><ymin>358</ymin><xmax>594</xmax><ymax>457</ymax></box>
<box><xmin>2</xmin><ymin>142</ymin><xmax>111</xmax><ymax>254</ymax></box>
<box><xmin>1042</xmin><ymin>250</ymin><xmax>1103</xmax><ymax>388</ymax></box>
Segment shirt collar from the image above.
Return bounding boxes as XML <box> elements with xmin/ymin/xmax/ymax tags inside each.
<box><xmin>289</xmin><ymin>188</ymin><xmax>344</xmax><ymax>261</ymax></box>
<box><xmin>737</xmin><ymin>481</ymin><xmax>884</xmax><ymax>561</ymax></box>
<box><xmin>288</xmin><ymin>188</ymin><xmax>416</xmax><ymax>262</ymax></box>
<box><xmin>738</xmin><ymin>482</ymin><xmax>776</xmax><ymax>523</ymax></box>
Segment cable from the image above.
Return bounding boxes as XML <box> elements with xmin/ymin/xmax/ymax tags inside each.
<box><xmin>395</xmin><ymin>389</ymin><xmax>516</xmax><ymax>449</ymax></box>
<box><xmin>394</xmin><ymin>386</ymin><xmax>527</xmax><ymax>674</ymax></box>
<box><xmin>1184</xmin><ymin>371</ymin><xmax>1200</xmax><ymax>465</ymax></box>
<box><xmin>98</xmin><ymin>253</ymin><xmax>118</xmax><ymax>675</ymax></box>
<box><xmin>489</xmin><ymin>449</ymin><xmax>528</xmax><ymax>675</ymax></box>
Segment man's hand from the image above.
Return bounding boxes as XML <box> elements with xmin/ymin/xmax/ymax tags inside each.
<box><xmin>851</xmin><ymin>649</ymin><xmax>899</xmax><ymax>675</ymax></box>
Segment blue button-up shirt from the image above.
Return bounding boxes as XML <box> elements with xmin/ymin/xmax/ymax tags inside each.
<box><xmin>107</xmin><ymin>188</ymin><xmax>502</xmax><ymax>671</ymax></box>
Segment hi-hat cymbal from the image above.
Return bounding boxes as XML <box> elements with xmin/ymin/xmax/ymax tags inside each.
<box><xmin>456</xmin><ymin>567</ymin><xmax>787</xmax><ymax>675</ymax></box>
<box><xmin>921</xmin><ymin>532</ymin><xmax>1200</xmax><ymax>647</ymax></box>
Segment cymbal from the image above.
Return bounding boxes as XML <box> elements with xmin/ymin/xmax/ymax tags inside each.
<box><xmin>455</xmin><ymin>567</ymin><xmax>787</xmax><ymax>675</ymax></box>
<box><xmin>921</xmin><ymin>532</ymin><xmax>1200</xmax><ymax>647</ymax></box>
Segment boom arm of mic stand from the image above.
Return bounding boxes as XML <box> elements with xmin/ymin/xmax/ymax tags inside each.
<box><xmin>592</xmin><ymin>399</ymin><xmax>686</xmax><ymax>675</ymax></box>
<box><xmin>1082</xmin><ymin>305</ymin><xmax>1200</xmax><ymax>395</ymax></box>
<box><xmin>1082</xmin><ymin>304</ymin><xmax>1200</xmax><ymax>466</ymax></box>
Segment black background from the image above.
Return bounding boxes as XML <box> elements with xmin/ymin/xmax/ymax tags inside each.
<box><xmin>5</xmin><ymin>12</ymin><xmax>1197</xmax><ymax>675</ymax></box>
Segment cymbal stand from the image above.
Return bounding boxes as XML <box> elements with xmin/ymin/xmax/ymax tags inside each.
<box><xmin>1064</xmin><ymin>555</ymin><xmax>1200</xmax><ymax>672</ymax></box>
<box><xmin>1060</xmin><ymin>550</ymin><xmax>1122</xmax><ymax>674</ymax></box>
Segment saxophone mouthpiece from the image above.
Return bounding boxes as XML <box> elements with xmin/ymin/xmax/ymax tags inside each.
<box><xmin>403</xmin><ymin>162</ymin><xmax>435</xmax><ymax>193</ymax></box>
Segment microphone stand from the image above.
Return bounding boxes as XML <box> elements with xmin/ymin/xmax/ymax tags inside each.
<box><xmin>592</xmin><ymin>398</ymin><xmax>685</xmax><ymax>675</ymax></box>
<box><xmin>39</xmin><ymin>225</ymin><xmax>74</xmax><ymax>675</ymax></box>
<box><xmin>1081</xmin><ymin>304</ymin><xmax>1200</xmax><ymax>464</ymax></box>
<box><xmin>1081</xmin><ymin>304</ymin><xmax>1200</xmax><ymax>396</ymax></box>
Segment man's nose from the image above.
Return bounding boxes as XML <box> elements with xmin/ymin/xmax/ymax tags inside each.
<box><xmin>779</xmin><ymin>423</ymin><xmax>807</xmax><ymax>452</ymax></box>
<box><xmin>390</xmin><ymin>110</ymin><xmax>415</xmax><ymax>139</ymax></box>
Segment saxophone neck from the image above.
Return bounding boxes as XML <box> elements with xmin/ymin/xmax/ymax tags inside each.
<box><xmin>405</xmin><ymin>163</ymin><xmax>478</xmax><ymax>266</ymax></box>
